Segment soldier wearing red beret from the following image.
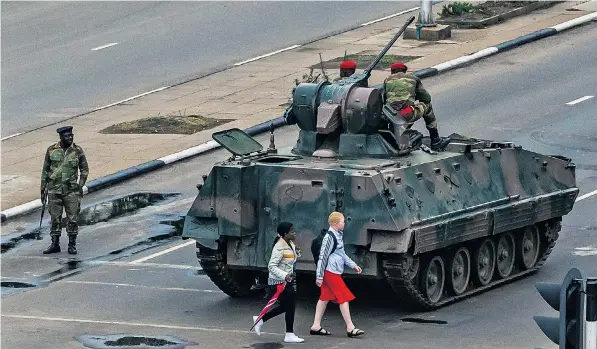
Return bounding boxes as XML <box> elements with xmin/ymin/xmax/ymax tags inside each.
<box><xmin>384</xmin><ymin>61</ymin><xmax>450</xmax><ymax>150</ymax></box>
<box><xmin>339</xmin><ymin>60</ymin><xmax>357</xmax><ymax>79</ymax></box>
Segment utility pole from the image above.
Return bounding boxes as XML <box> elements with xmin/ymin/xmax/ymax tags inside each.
<box><xmin>404</xmin><ymin>0</ymin><xmax>451</xmax><ymax>41</ymax></box>
<box><xmin>418</xmin><ymin>0</ymin><xmax>436</xmax><ymax>27</ymax></box>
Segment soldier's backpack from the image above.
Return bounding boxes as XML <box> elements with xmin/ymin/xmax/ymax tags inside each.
<box><xmin>310</xmin><ymin>229</ymin><xmax>338</xmax><ymax>266</ymax></box>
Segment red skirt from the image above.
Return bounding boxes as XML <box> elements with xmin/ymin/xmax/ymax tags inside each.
<box><xmin>319</xmin><ymin>270</ymin><xmax>355</xmax><ymax>304</ymax></box>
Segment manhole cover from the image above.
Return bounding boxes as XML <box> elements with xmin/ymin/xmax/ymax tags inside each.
<box><xmin>401</xmin><ymin>317</ymin><xmax>448</xmax><ymax>325</ymax></box>
<box><xmin>75</xmin><ymin>334</ymin><xmax>196</xmax><ymax>349</ymax></box>
<box><xmin>1</xmin><ymin>281</ymin><xmax>36</xmax><ymax>288</ymax></box>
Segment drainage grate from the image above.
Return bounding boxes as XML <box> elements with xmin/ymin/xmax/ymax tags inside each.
<box><xmin>75</xmin><ymin>334</ymin><xmax>195</xmax><ymax>349</ymax></box>
<box><xmin>401</xmin><ymin>317</ymin><xmax>448</xmax><ymax>325</ymax></box>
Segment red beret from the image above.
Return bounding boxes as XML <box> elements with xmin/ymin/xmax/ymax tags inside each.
<box><xmin>391</xmin><ymin>62</ymin><xmax>407</xmax><ymax>71</ymax></box>
<box><xmin>339</xmin><ymin>60</ymin><xmax>357</xmax><ymax>69</ymax></box>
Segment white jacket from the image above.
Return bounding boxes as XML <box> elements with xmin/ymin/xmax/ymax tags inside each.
<box><xmin>268</xmin><ymin>238</ymin><xmax>298</xmax><ymax>285</ymax></box>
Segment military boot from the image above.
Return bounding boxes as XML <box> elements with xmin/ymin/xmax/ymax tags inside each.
<box><xmin>43</xmin><ymin>235</ymin><xmax>61</xmax><ymax>254</ymax></box>
<box><xmin>67</xmin><ymin>235</ymin><xmax>77</xmax><ymax>255</ymax></box>
<box><xmin>429</xmin><ymin>129</ymin><xmax>450</xmax><ymax>151</ymax></box>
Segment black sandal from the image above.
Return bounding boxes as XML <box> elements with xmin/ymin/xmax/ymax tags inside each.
<box><xmin>310</xmin><ymin>328</ymin><xmax>331</xmax><ymax>336</ymax></box>
<box><xmin>347</xmin><ymin>328</ymin><xmax>364</xmax><ymax>337</ymax></box>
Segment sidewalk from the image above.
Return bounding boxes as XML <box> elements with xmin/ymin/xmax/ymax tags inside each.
<box><xmin>1</xmin><ymin>0</ymin><xmax>595</xmax><ymax>211</ymax></box>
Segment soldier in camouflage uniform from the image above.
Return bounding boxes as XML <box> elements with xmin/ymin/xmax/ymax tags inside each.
<box><xmin>41</xmin><ymin>126</ymin><xmax>89</xmax><ymax>255</ymax></box>
<box><xmin>384</xmin><ymin>62</ymin><xmax>450</xmax><ymax>150</ymax></box>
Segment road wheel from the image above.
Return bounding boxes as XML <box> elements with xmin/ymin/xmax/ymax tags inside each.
<box><xmin>420</xmin><ymin>255</ymin><xmax>445</xmax><ymax>304</ymax></box>
<box><xmin>519</xmin><ymin>225</ymin><xmax>540</xmax><ymax>270</ymax></box>
<box><xmin>473</xmin><ymin>238</ymin><xmax>496</xmax><ymax>286</ymax></box>
<box><xmin>496</xmin><ymin>232</ymin><xmax>516</xmax><ymax>278</ymax></box>
<box><xmin>448</xmin><ymin>247</ymin><xmax>470</xmax><ymax>296</ymax></box>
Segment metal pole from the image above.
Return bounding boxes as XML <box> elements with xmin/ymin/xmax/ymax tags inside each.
<box><xmin>587</xmin><ymin>278</ymin><xmax>597</xmax><ymax>349</ymax></box>
<box><xmin>418</xmin><ymin>0</ymin><xmax>436</xmax><ymax>27</ymax></box>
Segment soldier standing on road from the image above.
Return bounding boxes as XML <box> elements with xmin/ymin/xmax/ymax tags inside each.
<box><xmin>384</xmin><ymin>61</ymin><xmax>450</xmax><ymax>150</ymax></box>
<box><xmin>41</xmin><ymin>126</ymin><xmax>89</xmax><ymax>255</ymax></box>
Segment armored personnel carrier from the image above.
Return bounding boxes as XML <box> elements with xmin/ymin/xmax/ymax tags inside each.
<box><xmin>181</xmin><ymin>16</ymin><xmax>578</xmax><ymax>310</ymax></box>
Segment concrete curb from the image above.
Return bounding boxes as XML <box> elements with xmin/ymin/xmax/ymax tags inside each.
<box><xmin>2</xmin><ymin>11</ymin><xmax>596</xmax><ymax>223</ymax></box>
<box><xmin>1</xmin><ymin>117</ymin><xmax>286</xmax><ymax>223</ymax></box>
<box><xmin>411</xmin><ymin>12</ymin><xmax>597</xmax><ymax>78</ymax></box>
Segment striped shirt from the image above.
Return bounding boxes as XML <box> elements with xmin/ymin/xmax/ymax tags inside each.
<box><xmin>315</xmin><ymin>227</ymin><xmax>357</xmax><ymax>280</ymax></box>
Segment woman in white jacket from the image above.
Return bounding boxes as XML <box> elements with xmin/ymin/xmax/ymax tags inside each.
<box><xmin>252</xmin><ymin>222</ymin><xmax>304</xmax><ymax>343</ymax></box>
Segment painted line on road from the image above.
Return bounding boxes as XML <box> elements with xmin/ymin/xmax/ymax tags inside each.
<box><xmin>84</xmin><ymin>260</ymin><xmax>200</xmax><ymax>270</ymax></box>
<box><xmin>576</xmin><ymin>189</ymin><xmax>597</xmax><ymax>202</ymax></box>
<box><xmin>63</xmin><ymin>280</ymin><xmax>221</xmax><ymax>293</ymax></box>
<box><xmin>360</xmin><ymin>7</ymin><xmax>420</xmax><ymax>26</ymax></box>
<box><xmin>566</xmin><ymin>95</ymin><xmax>594</xmax><ymax>106</ymax></box>
<box><xmin>573</xmin><ymin>245</ymin><xmax>597</xmax><ymax>257</ymax></box>
<box><xmin>1</xmin><ymin>314</ymin><xmax>278</xmax><ymax>335</ymax></box>
<box><xmin>233</xmin><ymin>45</ymin><xmax>301</xmax><ymax>66</ymax></box>
<box><xmin>130</xmin><ymin>240</ymin><xmax>196</xmax><ymax>263</ymax></box>
<box><xmin>92</xmin><ymin>42</ymin><xmax>119</xmax><ymax>51</ymax></box>
<box><xmin>1</xmin><ymin>133</ymin><xmax>22</xmax><ymax>141</ymax></box>
<box><xmin>92</xmin><ymin>86</ymin><xmax>170</xmax><ymax>112</ymax></box>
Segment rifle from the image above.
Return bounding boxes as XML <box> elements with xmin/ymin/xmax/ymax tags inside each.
<box><xmin>38</xmin><ymin>183</ymin><xmax>48</xmax><ymax>239</ymax></box>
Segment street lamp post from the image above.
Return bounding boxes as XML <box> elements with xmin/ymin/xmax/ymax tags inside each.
<box><xmin>418</xmin><ymin>0</ymin><xmax>436</xmax><ymax>27</ymax></box>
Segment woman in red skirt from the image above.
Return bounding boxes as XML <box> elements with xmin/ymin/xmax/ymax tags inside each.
<box><xmin>310</xmin><ymin>212</ymin><xmax>365</xmax><ymax>338</ymax></box>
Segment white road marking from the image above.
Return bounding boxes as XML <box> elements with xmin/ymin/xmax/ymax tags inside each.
<box><xmin>577</xmin><ymin>189</ymin><xmax>597</xmax><ymax>202</ymax></box>
<box><xmin>84</xmin><ymin>260</ymin><xmax>200</xmax><ymax>270</ymax></box>
<box><xmin>566</xmin><ymin>95</ymin><xmax>594</xmax><ymax>105</ymax></box>
<box><xmin>1</xmin><ymin>133</ymin><xmax>22</xmax><ymax>141</ymax></box>
<box><xmin>573</xmin><ymin>245</ymin><xmax>597</xmax><ymax>257</ymax></box>
<box><xmin>91</xmin><ymin>42</ymin><xmax>119</xmax><ymax>51</ymax></box>
<box><xmin>92</xmin><ymin>86</ymin><xmax>170</xmax><ymax>112</ymax></box>
<box><xmin>130</xmin><ymin>240</ymin><xmax>196</xmax><ymax>263</ymax></box>
<box><xmin>233</xmin><ymin>45</ymin><xmax>301</xmax><ymax>66</ymax></box>
<box><xmin>360</xmin><ymin>7</ymin><xmax>420</xmax><ymax>26</ymax></box>
<box><xmin>63</xmin><ymin>280</ymin><xmax>221</xmax><ymax>293</ymax></box>
<box><xmin>1</xmin><ymin>314</ymin><xmax>277</xmax><ymax>335</ymax></box>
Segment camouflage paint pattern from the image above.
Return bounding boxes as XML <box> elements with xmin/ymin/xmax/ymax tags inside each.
<box><xmin>183</xmin><ymin>139</ymin><xmax>578</xmax><ymax>278</ymax></box>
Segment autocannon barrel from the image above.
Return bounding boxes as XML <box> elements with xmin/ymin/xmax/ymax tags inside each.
<box><xmin>363</xmin><ymin>15</ymin><xmax>415</xmax><ymax>78</ymax></box>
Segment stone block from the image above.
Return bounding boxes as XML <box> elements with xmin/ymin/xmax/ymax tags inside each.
<box><xmin>403</xmin><ymin>24</ymin><xmax>452</xmax><ymax>41</ymax></box>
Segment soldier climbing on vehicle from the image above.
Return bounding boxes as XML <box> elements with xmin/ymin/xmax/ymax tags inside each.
<box><xmin>384</xmin><ymin>61</ymin><xmax>450</xmax><ymax>150</ymax></box>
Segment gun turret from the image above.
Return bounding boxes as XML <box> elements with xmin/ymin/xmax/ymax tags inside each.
<box><xmin>284</xmin><ymin>15</ymin><xmax>420</xmax><ymax>158</ymax></box>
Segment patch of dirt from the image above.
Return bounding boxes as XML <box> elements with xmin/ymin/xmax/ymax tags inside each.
<box><xmin>437</xmin><ymin>1</ymin><xmax>538</xmax><ymax>22</ymax></box>
<box><xmin>99</xmin><ymin>115</ymin><xmax>234</xmax><ymax>135</ymax></box>
<box><xmin>313</xmin><ymin>53</ymin><xmax>422</xmax><ymax>71</ymax></box>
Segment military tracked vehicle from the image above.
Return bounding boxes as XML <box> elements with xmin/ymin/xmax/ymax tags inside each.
<box><xmin>181</xmin><ymin>16</ymin><xmax>578</xmax><ymax>310</ymax></box>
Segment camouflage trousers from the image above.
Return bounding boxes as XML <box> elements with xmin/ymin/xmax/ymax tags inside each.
<box><xmin>406</xmin><ymin>102</ymin><xmax>438</xmax><ymax>131</ymax></box>
<box><xmin>48</xmin><ymin>191</ymin><xmax>81</xmax><ymax>237</ymax></box>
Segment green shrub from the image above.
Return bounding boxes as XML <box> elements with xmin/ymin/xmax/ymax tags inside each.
<box><xmin>441</xmin><ymin>2</ymin><xmax>476</xmax><ymax>16</ymax></box>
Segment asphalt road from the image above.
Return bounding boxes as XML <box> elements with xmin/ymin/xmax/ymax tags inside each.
<box><xmin>0</xmin><ymin>1</ymin><xmax>420</xmax><ymax>137</ymax></box>
<box><xmin>2</xmin><ymin>22</ymin><xmax>596</xmax><ymax>349</ymax></box>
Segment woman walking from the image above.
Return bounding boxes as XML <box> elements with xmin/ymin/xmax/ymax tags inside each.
<box><xmin>252</xmin><ymin>222</ymin><xmax>304</xmax><ymax>343</ymax></box>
